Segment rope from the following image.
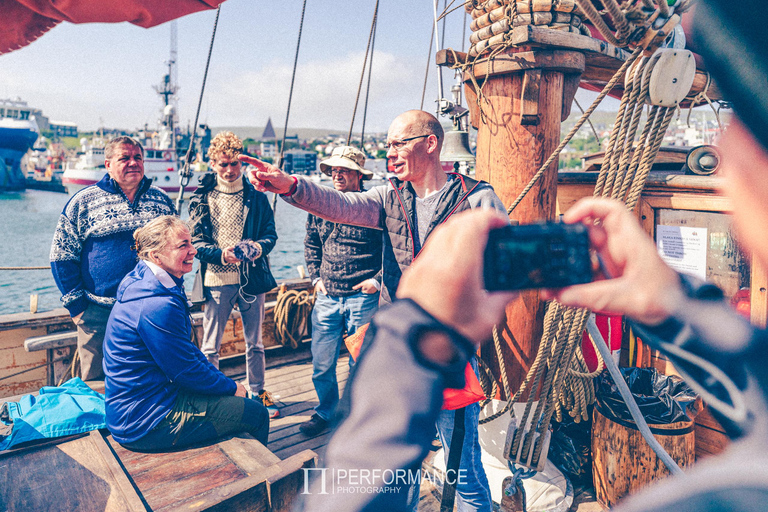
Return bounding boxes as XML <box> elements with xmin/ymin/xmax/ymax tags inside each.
<box><xmin>360</xmin><ymin>16</ymin><xmax>378</xmax><ymax>151</ymax></box>
<box><xmin>58</xmin><ymin>349</ymin><xmax>80</xmax><ymax>386</ymax></box>
<box><xmin>271</xmin><ymin>0</ymin><xmax>309</xmax><ymax>215</ymax></box>
<box><xmin>273</xmin><ymin>288</ymin><xmax>314</xmax><ymax>349</ymax></box>
<box><xmin>573</xmin><ymin>97</ymin><xmax>600</xmax><ymax>145</ymax></box>
<box><xmin>176</xmin><ymin>5</ymin><xmax>221</xmax><ymax>214</ymax></box>
<box><xmin>420</xmin><ymin>26</ymin><xmax>434</xmax><ymax>111</ymax></box>
<box><xmin>481</xmin><ymin>42</ymin><xmax>684</xmax><ymax>468</ymax></box>
<box><xmin>685</xmin><ymin>72</ymin><xmax>724</xmax><ymax>134</ymax></box>
<box><xmin>347</xmin><ymin>0</ymin><xmax>380</xmax><ymax>145</ymax></box>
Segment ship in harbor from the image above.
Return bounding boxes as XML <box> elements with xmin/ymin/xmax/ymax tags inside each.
<box><xmin>0</xmin><ymin>98</ymin><xmax>40</xmax><ymax>191</ymax></box>
<box><xmin>62</xmin><ymin>132</ymin><xmax>196</xmax><ymax>198</ymax></box>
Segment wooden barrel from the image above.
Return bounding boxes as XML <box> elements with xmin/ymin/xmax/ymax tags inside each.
<box><xmin>591</xmin><ymin>405</ymin><xmax>695</xmax><ymax>508</ymax></box>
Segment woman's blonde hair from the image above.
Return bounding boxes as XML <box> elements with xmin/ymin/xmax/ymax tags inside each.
<box><xmin>207</xmin><ymin>131</ymin><xmax>243</xmax><ymax>163</ymax></box>
<box><xmin>133</xmin><ymin>216</ymin><xmax>189</xmax><ymax>260</ymax></box>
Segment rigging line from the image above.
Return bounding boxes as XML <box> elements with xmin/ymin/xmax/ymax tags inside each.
<box><xmin>274</xmin><ymin>0</ymin><xmax>309</xmax><ymax>213</ymax></box>
<box><xmin>347</xmin><ymin>0</ymin><xmax>380</xmax><ymax>145</ymax></box>
<box><xmin>176</xmin><ymin>5</ymin><xmax>221</xmax><ymax>214</ymax></box>
<box><xmin>360</xmin><ymin>16</ymin><xmax>378</xmax><ymax>150</ymax></box>
<box><xmin>437</xmin><ymin>0</ymin><xmax>467</xmax><ymax>23</ymax></box>
<box><xmin>573</xmin><ymin>97</ymin><xmax>601</xmax><ymax>145</ymax></box>
<box><xmin>420</xmin><ymin>27</ymin><xmax>434</xmax><ymax>111</ymax></box>
<box><xmin>441</xmin><ymin>0</ymin><xmax>448</xmax><ymax>51</ymax></box>
<box><xmin>432</xmin><ymin>0</ymin><xmax>446</xmax><ymax>114</ymax></box>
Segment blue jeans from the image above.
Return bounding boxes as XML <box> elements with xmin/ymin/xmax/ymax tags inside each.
<box><xmin>311</xmin><ymin>291</ymin><xmax>379</xmax><ymax>421</ymax></box>
<box><xmin>407</xmin><ymin>359</ymin><xmax>492</xmax><ymax>512</ymax></box>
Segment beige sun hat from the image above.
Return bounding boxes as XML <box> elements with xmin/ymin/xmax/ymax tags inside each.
<box><xmin>319</xmin><ymin>146</ymin><xmax>374</xmax><ymax>180</ymax></box>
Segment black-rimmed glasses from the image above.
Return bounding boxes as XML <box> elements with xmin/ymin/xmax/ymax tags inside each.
<box><xmin>385</xmin><ymin>134</ymin><xmax>431</xmax><ymax>151</ymax></box>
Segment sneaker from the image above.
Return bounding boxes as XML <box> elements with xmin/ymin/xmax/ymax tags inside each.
<box><xmin>299</xmin><ymin>414</ymin><xmax>328</xmax><ymax>437</ymax></box>
<box><xmin>257</xmin><ymin>389</ymin><xmax>280</xmax><ymax>419</ymax></box>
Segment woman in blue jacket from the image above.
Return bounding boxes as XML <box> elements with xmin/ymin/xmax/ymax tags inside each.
<box><xmin>103</xmin><ymin>215</ymin><xmax>269</xmax><ymax>450</ymax></box>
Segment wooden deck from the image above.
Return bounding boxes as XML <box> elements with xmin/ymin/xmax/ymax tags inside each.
<box><xmin>220</xmin><ymin>343</ymin><xmax>349</xmax><ymax>462</ymax></box>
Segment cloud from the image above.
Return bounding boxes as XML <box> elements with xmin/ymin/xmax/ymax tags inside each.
<box><xmin>206</xmin><ymin>50</ymin><xmax>427</xmax><ymax>132</ymax></box>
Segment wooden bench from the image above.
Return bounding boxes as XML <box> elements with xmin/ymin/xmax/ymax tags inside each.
<box><xmin>1</xmin><ymin>429</ymin><xmax>316</xmax><ymax>511</ymax></box>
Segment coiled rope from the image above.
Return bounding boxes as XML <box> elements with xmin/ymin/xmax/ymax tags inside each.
<box><xmin>273</xmin><ymin>288</ymin><xmax>315</xmax><ymax>349</ymax></box>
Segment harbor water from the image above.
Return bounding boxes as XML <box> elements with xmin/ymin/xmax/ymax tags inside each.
<box><xmin>0</xmin><ymin>187</ymin><xmax>319</xmax><ymax>316</ymax></box>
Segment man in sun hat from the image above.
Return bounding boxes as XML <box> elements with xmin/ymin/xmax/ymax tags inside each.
<box><xmin>299</xmin><ymin>145</ymin><xmax>383</xmax><ymax>437</ymax></box>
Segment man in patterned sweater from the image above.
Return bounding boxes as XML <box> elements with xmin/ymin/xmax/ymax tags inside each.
<box><xmin>50</xmin><ymin>136</ymin><xmax>176</xmax><ymax>380</ymax></box>
<box><xmin>300</xmin><ymin>146</ymin><xmax>383</xmax><ymax>437</ymax></box>
<box><xmin>188</xmin><ymin>132</ymin><xmax>279</xmax><ymax>418</ymax></box>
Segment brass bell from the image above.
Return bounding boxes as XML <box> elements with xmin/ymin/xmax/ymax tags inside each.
<box><xmin>440</xmin><ymin>128</ymin><xmax>475</xmax><ymax>164</ymax></box>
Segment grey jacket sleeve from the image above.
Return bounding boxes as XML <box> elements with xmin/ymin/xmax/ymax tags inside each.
<box><xmin>281</xmin><ymin>177</ymin><xmax>387</xmax><ymax>230</ymax></box>
<box><xmin>468</xmin><ymin>182</ymin><xmax>508</xmax><ymax>215</ymax></box>
<box><xmin>304</xmin><ymin>299</ymin><xmax>468</xmax><ymax>512</ymax></box>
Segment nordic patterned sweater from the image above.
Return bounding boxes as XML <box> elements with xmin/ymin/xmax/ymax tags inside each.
<box><xmin>50</xmin><ymin>174</ymin><xmax>176</xmax><ymax>316</ymax></box>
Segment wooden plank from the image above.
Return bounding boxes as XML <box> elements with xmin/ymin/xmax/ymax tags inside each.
<box><xmin>144</xmin><ymin>460</ymin><xmax>246</xmax><ymax>511</ymax></box>
<box><xmin>171</xmin><ymin>478</ymin><xmax>268</xmax><ymax>512</ymax></box>
<box><xmin>751</xmin><ymin>261</ymin><xmax>768</xmax><ymax>328</ymax></box>
<box><xmin>266</xmin><ymin>450</ymin><xmax>317</xmax><ymax>512</ymax></box>
<box><xmin>218</xmin><ymin>435</ymin><xmax>281</xmax><ymax>474</ymax></box>
<box><xmin>272</xmin><ymin>431</ymin><xmax>333</xmax><ymax>461</ymax></box>
<box><xmin>0</xmin><ymin>345</ymin><xmax>48</xmax><ymax>368</ymax></box>
<box><xmin>0</xmin><ymin>432</ymin><xmax>146</xmax><ymax>512</ymax></box>
<box><xmin>24</xmin><ymin>330</ymin><xmax>77</xmax><ymax>352</ymax></box>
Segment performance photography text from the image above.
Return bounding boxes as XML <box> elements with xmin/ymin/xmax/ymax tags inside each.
<box><xmin>302</xmin><ymin>467</ymin><xmax>468</xmax><ymax>495</ymax></box>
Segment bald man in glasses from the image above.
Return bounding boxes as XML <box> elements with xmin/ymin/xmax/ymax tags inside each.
<box><xmin>242</xmin><ymin>110</ymin><xmax>507</xmax><ymax>511</ymax></box>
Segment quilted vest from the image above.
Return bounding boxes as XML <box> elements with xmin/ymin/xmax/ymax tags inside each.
<box><xmin>380</xmin><ymin>173</ymin><xmax>481</xmax><ymax>305</ymax></box>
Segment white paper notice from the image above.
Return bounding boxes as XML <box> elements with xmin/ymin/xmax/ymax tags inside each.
<box><xmin>656</xmin><ymin>225</ymin><xmax>708</xmax><ymax>280</ymax></box>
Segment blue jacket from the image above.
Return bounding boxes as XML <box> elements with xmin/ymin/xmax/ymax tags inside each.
<box><xmin>103</xmin><ymin>260</ymin><xmax>237</xmax><ymax>444</ymax></box>
<box><xmin>50</xmin><ymin>174</ymin><xmax>176</xmax><ymax>315</ymax></box>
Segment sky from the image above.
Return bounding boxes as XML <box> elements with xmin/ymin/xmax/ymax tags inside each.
<box><xmin>0</xmin><ymin>0</ymin><xmax>615</xmax><ymax>134</ymax></box>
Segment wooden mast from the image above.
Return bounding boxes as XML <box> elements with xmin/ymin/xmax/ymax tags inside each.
<box><xmin>462</xmin><ymin>48</ymin><xmax>584</xmax><ymax>395</ymax></box>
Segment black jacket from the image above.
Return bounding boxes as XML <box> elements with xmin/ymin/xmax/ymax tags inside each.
<box><xmin>188</xmin><ymin>173</ymin><xmax>277</xmax><ymax>299</ymax></box>
<box><xmin>305</xmin><ymin>212</ymin><xmax>383</xmax><ymax>298</ymax></box>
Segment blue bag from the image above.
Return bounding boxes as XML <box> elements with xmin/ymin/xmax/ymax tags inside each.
<box><xmin>0</xmin><ymin>377</ymin><xmax>106</xmax><ymax>451</ymax></box>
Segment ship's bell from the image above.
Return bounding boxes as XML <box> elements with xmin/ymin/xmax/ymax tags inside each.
<box><xmin>440</xmin><ymin>128</ymin><xmax>475</xmax><ymax>164</ymax></box>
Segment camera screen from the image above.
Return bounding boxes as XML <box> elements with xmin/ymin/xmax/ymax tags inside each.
<box><xmin>484</xmin><ymin>223</ymin><xmax>593</xmax><ymax>291</ymax></box>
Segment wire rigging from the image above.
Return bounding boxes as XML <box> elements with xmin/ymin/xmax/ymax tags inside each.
<box><xmin>360</xmin><ymin>16</ymin><xmax>378</xmax><ymax>150</ymax></box>
<box><xmin>272</xmin><ymin>0</ymin><xmax>309</xmax><ymax>213</ymax></box>
<box><xmin>176</xmin><ymin>5</ymin><xmax>221</xmax><ymax>213</ymax></box>
<box><xmin>347</xmin><ymin>0</ymin><xmax>381</xmax><ymax>145</ymax></box>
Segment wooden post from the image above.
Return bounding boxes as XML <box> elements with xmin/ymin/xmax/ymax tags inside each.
<box><xmin>465</xmin><ymin>48</ymin><xmax>584</xmax><ymax>397</ymax></box>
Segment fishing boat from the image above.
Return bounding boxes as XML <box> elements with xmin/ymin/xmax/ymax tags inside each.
<box><xmin>0</xmin><ymin>1</ymin><xmax>754</xmax><ymax>511</ymax></box>
<box><xmin>0</xmin><ymin>98</ymin><xmax>40</xmax><ymax>191</ymax></box>
<box><xmin>61</xmin><ymin>135</ymin><xmax>196</xmax><ymax>198</ymax></box>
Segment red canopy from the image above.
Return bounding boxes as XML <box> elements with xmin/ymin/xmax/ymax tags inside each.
<box><xmin>0</xmin><ymin>0</ymin><xmax>226</xmax><ymax>54</ymax></box>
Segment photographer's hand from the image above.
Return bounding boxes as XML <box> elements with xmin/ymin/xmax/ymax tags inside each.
<box><xmin>541</xmin><ymin>198</ymin><xmax>685</xmax><ymax>325</ymax></box>
<box><xmin>397</xmin><ymin>209</ymin><xmax>517</xmax><ymax>346</ymax></box>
